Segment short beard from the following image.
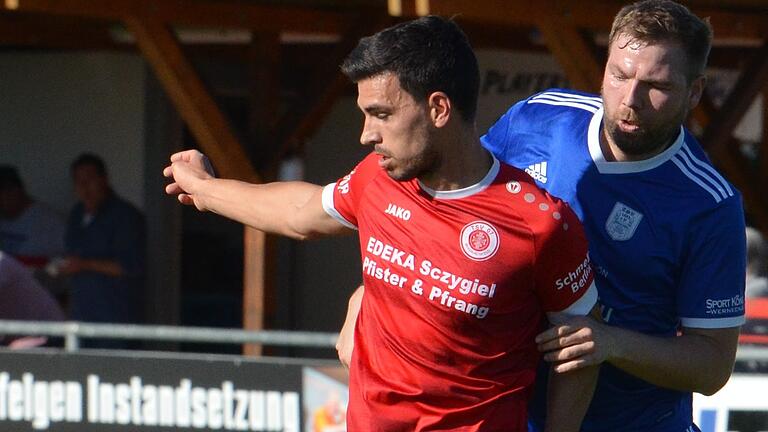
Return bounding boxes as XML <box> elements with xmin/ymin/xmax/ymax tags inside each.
<box><xmin>386</xmin><ymin>148</ymin><xmax>441</xmax><ymax>182</ymax></box>
<box><xmin>604</xmin><ymin>121</ymin><xmax>680</xmax><ymax>157</ymax></box>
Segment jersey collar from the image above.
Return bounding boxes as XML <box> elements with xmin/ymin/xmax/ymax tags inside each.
<box><xmin>588</xmin><ymin>106</ymin><xmax>685</xmax><ymax>174</ymax></box>
<box><xmin>418</xmin><ymin>155</ymin><xmax>500</xmax><ymax>199</ymax></box>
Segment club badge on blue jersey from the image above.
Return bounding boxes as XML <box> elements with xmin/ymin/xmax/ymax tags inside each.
<box><xmin>605</xmin><ymin>202</ymin><xmax>643</xmax><ymax>241</ymax></box>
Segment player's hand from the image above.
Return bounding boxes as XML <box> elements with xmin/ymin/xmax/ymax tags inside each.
<box><xmin>58</xmin><ymin>256</ymin><xmax>85</xmax><ymax>275</ymax></box>
<box><xmin>163</xmin><ymin>150</ymin><xmax>215</xmax><ymax>210</ymax></box>
<box><xmin>536</xmin><ymin>315</ymin><xmax>614</xmax><ymax>373</ymax></box>
<box><xmin>336</xmin><ymin>286</ymin><xmax>364</xmax><ymax>369</ymax></box>
<box><xmin>336</xmin><ymin>313</ymin><xmax>355</xmax><ymax>369</ymax></box>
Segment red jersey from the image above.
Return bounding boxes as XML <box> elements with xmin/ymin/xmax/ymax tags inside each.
<box><xmin>322</xmin><ymin>153</ymin><xmax>596</xmax><ymax>431</ymax></box>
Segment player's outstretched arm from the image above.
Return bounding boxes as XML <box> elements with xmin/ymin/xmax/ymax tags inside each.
<box><xmin>536</xmin><ymin>318</ymin><xmax>739</xmax><ymax>395</ymax></box>
<box><xmin>336</xmin><ymin>285</ymin><xmax>364</xmax><ymax>368</ymax></box>
<box><xmin>163</xmin><ymin>150</ymin><xmax>351</xmax><ymax>240</ymax></box>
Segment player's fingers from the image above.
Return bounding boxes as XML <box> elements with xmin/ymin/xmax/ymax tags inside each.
<box><xmin>170</xmin><ymin>150</ymin><xmax>200</xmax><ymax>162</ymax></box>
<box><xmin>162</xmin><ymin>165</ymin><xmax>173</xmax><ymax>177</ymax></box>
<box><xmin>538</xmin><ymin>334</ymin><xmax>579</xmax><ymax>352</ymax></box>
<box><xmin>552</xmin><ymin>358</ymin><xmax>591</xmax><ymax>373</ymax></box>
<box><xmin>165</xmin><ymin>183</ymin><xmax>182</xmax><ymax>194</ymax></box>
<box><xmin>178</xmin><ymin>194</ymin><xmax>194</xmax><ymax>205</ymax></box>
<box><xmin>537</xmin><ymin>324</ymin><xmax>591</xmax><ymax>350</ymax></box>
<box><xmin>535</xmin><ymin>325</ymin><xmax>576</xmax><ymax>344</ymax></box>
<box><xmin>543</xmin><ymin>340</ymin><xmax>595</xmax><ymax>361</ymax></box>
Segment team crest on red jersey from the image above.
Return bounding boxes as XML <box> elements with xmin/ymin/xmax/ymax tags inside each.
<box><xmin>460</xmin><ymin>221</ymin><xmax>500</xmax><ymax>261</ymax></box>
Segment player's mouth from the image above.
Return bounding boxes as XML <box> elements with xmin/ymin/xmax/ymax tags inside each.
<box><xmin>618</xmin><ymin>119</ymin><xmax>641</xmax><ymax>133</ymax></box>
<box><xmin>375</xmin><ymin>148</ymin><xmax>392</xmax><ymax>169</ymax></box>
<box><xmin>378</xmin><ymin>154</ymin><xmax>392</xmax><ymax>169</ymax></box>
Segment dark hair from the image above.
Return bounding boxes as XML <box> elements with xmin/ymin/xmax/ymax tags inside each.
<box><xmin>341</xmin><ymin>15</ymin><xmax>480</xmax><ymax>122</ymax></box>
<box><xmin>0</xmin><ymin>165</ymin><xmax>23</xmax><ymax>190</ymax></box>
<box><xmin>609</xmin><ymin>0</ymin><xmax>712</xmax><ymax>80</ymax></box>
<box><xmin>71</xmin><ymin>153</ymin><xmax>107</xmax><ymax>177</ymax></box>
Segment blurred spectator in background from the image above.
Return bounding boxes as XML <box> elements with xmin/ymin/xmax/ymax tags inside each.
<box><xmin>740</xmin><ymin>227</ymin><xmax>768</xmax><ymax>372</ymax></box>
<box><xmin>312</xmin><ymin>390</ymin><xmax>346</xmax><ymax>432</ymax></box>
<box><xmin>57</xmin><ymin>153</ymin><xmax>145</xmax><ymax>347</ymax></box>
<box><xmin>0</xmin><ymin>251</ymin><xmax>65</xmax><ymax>348</ymax></box>
<box><xmin>0</xmin><ymin>165</ymin><xmax>66</xmax><ymax>267</ymax></box>
<box><xmin>746</xmin><ymin>226</ymin><xmax>768</xmax><ymax>299</ymax></box>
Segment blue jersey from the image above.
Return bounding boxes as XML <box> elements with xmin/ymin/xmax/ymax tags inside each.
<box><xmin>481</xmin><ymin>89</ymin><xmax>746</xmax><ymax>432</ymax></box>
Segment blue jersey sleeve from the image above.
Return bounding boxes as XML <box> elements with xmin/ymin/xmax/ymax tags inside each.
<box><xmin>480</xmin><ymin>100</ymin><xmax>526</xmax><ymax>164</ymax></box>
<box><xmin>677</xmin><ymin>197</ymin><xmax>746</xmax><ymax>328</ymax></box>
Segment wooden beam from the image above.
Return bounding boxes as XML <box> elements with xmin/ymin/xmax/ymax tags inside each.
<box><xmin>715</xmin><ymin>142</ymin><xmax>768</xmax><ymax>232</ymax></box>
<box><xmin>534</xmin><ymin>2</ymin><xmax>602</xmax><ymax>93</ymax></box>
<box><xmin>424</xmin><ymin>0</ymin><xmax>768</xmax><ymax>40</ymax></box>
<box><xmin>125</xmin><ymin>13</ymin><xmax>274</xmax><ymax>356</ymax></box>
<box><xmin>689</xmin><ymin>86</ymin><xmax>768</xmax><ymax>232</ymax></box>
<box><xmin>123</xmin><ymin>14</ymin><xmax>257</xmax><ymax>182</ymax></box>
<box><xmin>269</xmin><ymin>15</ymin><xmax>392</xmax><ymax>172</ymax></box>
<box><xmin>241</xmin><ymin>32</ymin><xmax>281</xmax><ymax>357</ymax></box>
<box><xmin>3</xmin><ymin>0</ymin><xmax>357</xmax><ymax>33</ymax></box>
<box><xmin>0</xmin><ymin>12</ymin><xmax>117</xmax><ymax>48</ymax></box>
<box><xmin>242</xmin><ymin>226</ymin><xmax>267</xmax><ymax>356</ymax></box>
<box><xmin>695</xmin><ymin>40</ymin><xmax>768</xmax><ymax>232</ymax></box>
<box><xmin>701</xmin><ymin>39</ymin><xmax>768</xmax><ymax>155</ymax></box>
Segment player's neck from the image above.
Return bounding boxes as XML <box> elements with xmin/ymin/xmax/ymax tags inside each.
<box><xmin>419</xmin><ymin>126</ymin><xmax>492</xmax><ymax>191</ymax></box>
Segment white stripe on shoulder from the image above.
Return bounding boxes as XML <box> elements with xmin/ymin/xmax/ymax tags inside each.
<box><xmin>527</xmin><ymin>99</ymin><xmax>599</xmax><ymax>113</ymax></box>
<box><xmin>533</xmin><ymin>91</ymin><xmax>602</xmax><ymax>103</ymax></box>
<box><xmin>321</xmin><ymin>183</ymin><xmax>358</xmax><ymax>230</ymax></box>
<box><xmin>675</xmin><ymin>151</ymin><xmax>728</xmax><ymax>200</ymax></box>
<box><xmin>530</xmin><ymin>92</ymin><xmax>603</xmax><ymax>109</ymax></box>
<box><xmin>555</xmin><ymin>281</ymin><xmax>598</xmax><ymax>316</ymax></box>
<box><xmin>681</xmin><ymin>143</ymin><xmax>734</xmax><ymax>197</ymax></box>
<box><xmin>681</xmin><ymin>315</ymin><xmax>745</xmax><ymax>329</ymax></box>
<box><xmin>671</xmin><ymin>156</ymin><xmax>723</xmax><ymax>203</ymax></box>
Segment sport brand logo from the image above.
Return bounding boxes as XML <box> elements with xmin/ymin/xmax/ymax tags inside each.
<box><xmin>336</xmin><ymin>170</ymin><xmax>355</xmax><ymax>194</ymax></box>
<box><xmin>384</xmin><ymin>203</ymin><xmax>411</xmax><ymax>221</ymax></box>
<box><xmin>460</xmin><ymin>221</ymin><xmax>500</xmax><ymax>261</ymax></box>
<box><xmin>525</xmin><ymin>161</ymin><xmax>548</xmax><ymax>183</ymax></box>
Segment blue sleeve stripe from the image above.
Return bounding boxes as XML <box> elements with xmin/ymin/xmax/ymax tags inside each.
<box><xmin>534</xmin><ymin>91</ymin><xmax>602</xmax><ymax>104</ymax></box>
<box><xmin>527</xmin><ymin>99</ymin><xmax>599</xmax><ymax>113</ymax></box>
<box><xmin>321</xmin><ymin>183</ymin><xmax>357</xmax><ymax>230</ymax></box>
<box><xmin>681</xmin><ymin>316</ymin><xmax>745</xmax><ymax>328</ymax></box>
<box><xmin>671</xmin><ymin>157</ymin><xmax>724</xmax><ymax>203</ymax></box>
<box><xmin>674</xmin><ymin>152</ymin><xmax>729</xmax><ymax>201</ymax></box>
<box><xmin>681</xmin><ymin>143</ymin><xmax>734</xmax><ymax>197</ymax></box>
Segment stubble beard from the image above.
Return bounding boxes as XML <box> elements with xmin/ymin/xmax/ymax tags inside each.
<box><xmin>385</xmin><ymin>148</ymin><xmax>441</xmax><ymax>183</ymax></box>
<box><xmin>603</xmin><ymin>108</ymin><xmax>685</xmax><ymax>158</ymax></box>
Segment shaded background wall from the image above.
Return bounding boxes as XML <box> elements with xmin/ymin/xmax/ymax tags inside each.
<box><xmin>0</xmin><ymin>52</ymin><xmax>146</xmax><ymax>214</ymax></box>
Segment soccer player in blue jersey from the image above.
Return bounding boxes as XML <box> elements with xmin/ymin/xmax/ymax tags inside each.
<box><xmin>336</xmin><ymin>1</ymin><xmax>745</xmax><ymax>431</ymax></box>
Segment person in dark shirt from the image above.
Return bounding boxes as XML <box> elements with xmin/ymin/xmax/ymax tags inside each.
<box><xmin>59</xmin><ymin>153</ymin><xmax>145</xmax><ymax>348</ymax></box>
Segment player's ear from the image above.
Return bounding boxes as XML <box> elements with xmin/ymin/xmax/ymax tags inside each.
<box><xmin>687</xmin><ymin>75</ymin><xmax>706</xmax><ymax>110</ymax></box>
<box><xmin>428</xmin><ymin>91</ymin><xmax>451</xmax><ymax>128</ymax></box>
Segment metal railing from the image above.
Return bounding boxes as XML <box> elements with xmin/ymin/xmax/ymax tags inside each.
<box><xmin>1</xmin><ymin>320</ymin><xmax>767</xmax><ymax>364</ymax></box>
<box><xmin>0</xmin><ymin>320</ymin><xmax>337</xmax><ymax>352</ymax></box>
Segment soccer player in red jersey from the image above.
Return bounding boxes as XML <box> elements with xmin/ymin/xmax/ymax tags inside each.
<box><xmin>165</xmin><ymin>16</ymin><xmax>598</xmax><ymax>432</ymax></box>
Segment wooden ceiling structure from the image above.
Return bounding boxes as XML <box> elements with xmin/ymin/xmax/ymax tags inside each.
<box><xmin>2</xmin><ymin>0</ymin><xmax>766</xmax><ymax>353</ymax></box>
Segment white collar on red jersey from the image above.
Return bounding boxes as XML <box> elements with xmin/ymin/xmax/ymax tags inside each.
<box><xmin>418</xmin><ymin>155</ymin><xmax>500</xmax><ymax>199</ymax></box>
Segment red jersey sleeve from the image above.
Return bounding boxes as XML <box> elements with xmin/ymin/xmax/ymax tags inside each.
<box><xmin>321</xmin><ymin>152</ymin><xmax>381</xmax><ymax>229</ymax></box>
<box><xmin>534</xmin><ymin>197</ymin><xmax>597</xmax><ymax>314</ymax></box>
